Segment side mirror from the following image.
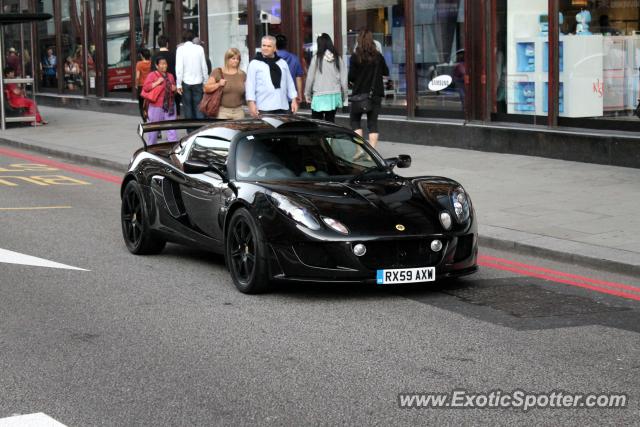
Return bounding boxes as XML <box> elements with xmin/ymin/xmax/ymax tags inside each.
<box><xmin>183</xmin><ymin>160</ymin><xmax>210</xmax><ymax>174</ymax></box>
<box><xmin>183</xmin><ymin>160</ymin><xmax>228</xmax><ymax>181</ymax></box>
<box><xmin>385</xmin><ymin>154</ymin><xmax>412</xmax><ymax>169</ymax></box>
<box><xmin>396</xmin><ymin>154</ymin><xmax>412</xmax><ymax>168</ymax></box>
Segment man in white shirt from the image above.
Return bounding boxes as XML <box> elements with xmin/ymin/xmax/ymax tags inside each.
<box><xmin>246</xmin><ymin>35</ymin><xmax>298</xmax><ymax>117</ymax></box>
<box><xmin>175</xmin><ymin>30</ymin><xmax>208</xmax><ymax>119</ymax></box>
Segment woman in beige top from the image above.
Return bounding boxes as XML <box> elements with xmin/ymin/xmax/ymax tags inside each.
<box><xmin>204</xmin><ymin>48</ymin><xmax>246</xmax><ymax>119</ymax></box>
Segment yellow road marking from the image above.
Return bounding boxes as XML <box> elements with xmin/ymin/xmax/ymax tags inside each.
<box><xmin>0</xmin><ymin>206</ymin><xmax>72</xmax><ymax>211</ymax></box>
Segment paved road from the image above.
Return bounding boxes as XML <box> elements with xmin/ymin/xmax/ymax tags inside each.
<box><xmin>0</xmin><ymin>148</ymin><xmax>638</xmax><ymax>426</ymax></box>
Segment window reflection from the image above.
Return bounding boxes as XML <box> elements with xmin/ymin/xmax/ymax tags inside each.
<box><xmin>344</xmin><ymin>0</ymin><xmax>406</xmax><ymax>109</ymax></box>
<box><xmin>414</xmin><ymin>0</ymin><xmax>465</xmax><ymax>114</ymax></box>
<box><xmin>106</xmin><ymin>0</ymin><xmax>132</xmax><ymax>94</ymax></box>
<box><xmin>207</xmin><ymin>0</ymin><xmax>249</xmax><ymax>70</ymax></box>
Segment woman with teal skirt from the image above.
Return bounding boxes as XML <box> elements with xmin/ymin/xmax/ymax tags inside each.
<box><xmin>304</xmin><ymin>33</ymin><xmax>348</xmax><ymax>123</ymax></box>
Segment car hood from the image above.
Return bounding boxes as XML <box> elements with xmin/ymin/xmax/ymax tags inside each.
<box><xmin>261</xmin><ymin>176</ymin><xmax>460</xmax><ymax>236</ymax></box>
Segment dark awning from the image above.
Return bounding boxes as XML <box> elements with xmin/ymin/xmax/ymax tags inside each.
<box><xmin>0</xmin><ymin>13</ymin><xmax>52</xmax><ymax>25</ymax></box>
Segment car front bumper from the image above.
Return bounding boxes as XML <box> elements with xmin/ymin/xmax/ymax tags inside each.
<box><xmin>266</xmin><ymin>232</ymin><xmax>478</xmax><ymax>283</ymax></box>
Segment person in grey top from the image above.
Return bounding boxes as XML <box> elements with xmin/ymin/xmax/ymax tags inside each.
<box><xmin>304</xmin><ymin>33</ymin><xmax>347</xmax><ymax>123</ymax></box>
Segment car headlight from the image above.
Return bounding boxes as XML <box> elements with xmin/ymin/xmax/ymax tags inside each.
<box><xmin>439</xmin><ymin>212</ymin><xmax>452</xmax><ymax>230</ymax></box>
<box><xmin>322</xmin><ymin>216</ymin><xmax>349</xmax><ymax>235</ymax></box>
<box><xmin>451</xmin><ymin>187</ymin><xmax>470</xmax><ymax>223</ymax></box>
<box><xmin>267</xmin><ymin>192</ymin><xmax>321</xmax><ymax>230</ymax></box>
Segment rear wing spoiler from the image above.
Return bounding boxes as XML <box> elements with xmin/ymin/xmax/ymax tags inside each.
<box><xmin>137</xmin><ymin>119</ymin><xmax>226</xmax><ymax>150</ymax></box>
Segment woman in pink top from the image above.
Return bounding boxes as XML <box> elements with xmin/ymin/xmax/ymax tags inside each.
<box><xmin>142</xmin><ymin>57</ymin><xmax>177</xmax><ymax>144</ymax></box>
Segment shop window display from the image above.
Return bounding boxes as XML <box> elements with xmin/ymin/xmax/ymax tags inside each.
<box><xmin>499</xmin><ymin>0</ymin><xmax>640</xmax><ymax>127</ymax></box>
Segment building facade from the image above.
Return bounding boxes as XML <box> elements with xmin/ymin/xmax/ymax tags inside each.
<box><xmin>3</xmin><ymin>0</ymin><xmax>640</xmax><ymax>164</ymax></box>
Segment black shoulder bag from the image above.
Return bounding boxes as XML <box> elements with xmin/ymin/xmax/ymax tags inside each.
<box><xmin>349</xmin><ymin>57</ymin><xmax>380</xmax><ymax>114</ymax></box>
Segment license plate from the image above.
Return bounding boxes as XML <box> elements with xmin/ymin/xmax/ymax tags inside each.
<box><xmin>376</xmin><ymin>267</ymin><xmax>436</xmax><ymax>284</ymax></box>
<box><xmin>113</xmin><ymin>84</ymin><xmax>127</xmax><ymax>89</ymax></box>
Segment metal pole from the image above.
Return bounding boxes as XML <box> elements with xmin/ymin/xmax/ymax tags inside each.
<box><xmin>1</xmin><ymin>29</ymin><xmax>6</xmax><ymax>131</ymax></box>
<box><xmin>83</xmin><ymin>0</ymin><xmax>89</xmax><ymax>96</ymax></box>
<box><xmin>548</xmin><ymin>0</ymin><xmax>559</xmax><ymax>127</ymax></box>
<box><xmin>20</xmin><ymin>23</ymin><xmax>25</xmax><ymax>76</ymax></box>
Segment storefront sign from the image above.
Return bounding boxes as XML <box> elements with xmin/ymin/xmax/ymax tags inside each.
<box><xmin>428</xmin><ymin>75</ymin><xmax>453</xmax><ymax>92</ymax></box>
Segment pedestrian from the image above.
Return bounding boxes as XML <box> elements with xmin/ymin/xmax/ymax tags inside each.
<box><xmin>304</xmin><ymin>33</ymin><xmax>347</xmax><ymax>123</ymax></box>
<box><xmin>203</xmin><ymin>48</ymin><xmax>246</xmax><ymax>119</ymax></box>
<box><xmin>152</xmin><ymin>35</ymin><xmax>180</xmax><ymax>116</ymax></box>
<box><xmin>41</xmin><ymin>47</ymin><xmax>57</xmax><ymax>88</ymax></box>
<box><xmin>64</xmin><ymin>56</ymin><xmax>81</xmax><ymax>91</ymax></box>
<box><xmin>175</xmin><ymin>30</ymin><xmax>208</xmax><ymax>119</ymax></box>
<box><xmin>193</xmin><ymin>37</ymin><xmax>212</xmax><ymax>74</ymax></box>
<box><xmin>246</xmin><ymin>35</ymin><xmax>298</xmax><ymax>117</ymax></box>
<box><xmin>348</xmin><ymin>29</ymin><xmax>389</xmax><ymax>148</ymax></box>
<box><xmin>142</xmin><ymin>57</ymin><xmax>177</xmax><ymax>145</ymax></box>
<box><xmin>135</xmin><ymin>48</ymin><xmax>152</xmax><ymax>120</ymax></box>
<box><xmin>275</xmin><ymin>34</ymin><xmax>304</xmax><ymax>104</ymax></box>
<box><xmin>3</xmin><ymin>67</ymin><xmax>47</xmax><ymax>125</ymax></box>
<box><xmin>6</xmin><ymin>47</ymin><xmax>21</xmax><ymax>76</ymax></box>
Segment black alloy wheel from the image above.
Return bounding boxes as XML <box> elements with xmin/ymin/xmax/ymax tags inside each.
<box><xmin>121</xmin><ymin>180</ymin><xmax>166</xmax><ymax>254</ymax></box>
<box><xmin>226</xmin><ymin>208</ymin><xmax>269</xmax><ymax>294</ymax></box>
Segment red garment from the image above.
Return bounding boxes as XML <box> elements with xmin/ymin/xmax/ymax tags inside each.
<box><xmin>142</xmin><ymin>71</ymin><xmax>176</xmax><ymax>108</ymax></box>
<box><xmin>5</xmin><ymin>83</ymin><xmax>43</xmax><ymax>123</ymax></box>
<box><xmin>136</xmin><ymin>60</ymin><xmax>151</xmax><ymax>87</ymax></box>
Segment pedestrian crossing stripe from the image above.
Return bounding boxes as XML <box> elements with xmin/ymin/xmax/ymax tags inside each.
<box><xmin>0</xmin><ymin>413</ymin><xmax>67</xmax><ymax>426</ymax></box>
<box><xmin>0</xmin><ymin>248</ymin><xmax>89</xmax><ymax>271</ymax></box>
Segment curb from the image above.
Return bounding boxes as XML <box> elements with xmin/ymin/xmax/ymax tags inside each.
<box><xmin>2</xmin><ymin>138</ymin><xmax>638</xmax><ymax>278</ymax></box>
<box><xmin>0</xmin><ymin>137</ymin><xmax>129</xmax><ymax>173</ymax></box>
<box><xmin>479</xmin><ymin>236</ymin><xmax>640</xmax><ymax>278</ymax></box>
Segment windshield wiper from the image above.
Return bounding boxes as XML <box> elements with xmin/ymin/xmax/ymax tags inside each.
<box><xmin>347</xmin><ymin>164</ymin><xmax>389</xmax><ymax>183</ymax></box>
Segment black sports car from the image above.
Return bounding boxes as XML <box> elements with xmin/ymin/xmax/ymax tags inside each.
<box><xmin>121</xmin><ymin>116</ymin><xmax>477</xmax><ymax>293</ymax></box>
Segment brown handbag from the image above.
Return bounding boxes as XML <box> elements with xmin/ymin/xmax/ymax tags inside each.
<box><xmin>199</xmin><ymin>68</ymin><xmax>223</xmax><ymax>118</ymax></box>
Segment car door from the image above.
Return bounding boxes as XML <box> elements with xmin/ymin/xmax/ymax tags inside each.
<box><xmin>179</xmin><ymin>135</ymin><xmax>230</xmax><ymax>241</ymax></box>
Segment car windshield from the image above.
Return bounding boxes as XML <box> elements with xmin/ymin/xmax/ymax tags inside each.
<box><xmin>233</xmin><ymin>131</ymin><xmax>382</xmax><ymax>181</ymax></box>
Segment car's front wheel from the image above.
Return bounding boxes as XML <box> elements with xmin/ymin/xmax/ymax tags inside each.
<box><xmin>226</xmin><ymin>208</ymin><xmax>270</xmax><ymax>294</ymax></box>
<box><xmin>121</xmin><ymin>180</ymin><xmax>166</xmax><ymax>254</ymax></box>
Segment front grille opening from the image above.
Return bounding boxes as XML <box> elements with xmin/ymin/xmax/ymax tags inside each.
<box><xmin>454</xmin><ymin>234</ymin><xmax>474</xmax><ymax>262</ymax></box>
<box><xmin>360</xmin><ymin>239</ymin><xmax>442</xmax><ymax>270</ymax></box>
<box><xmin>294</xmin><ymin>243</ymin><xmax>339</xmax><ymax>269</ymax></box>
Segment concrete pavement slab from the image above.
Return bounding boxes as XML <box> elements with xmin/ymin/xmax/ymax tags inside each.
<box><xmin>1</xmin><ymin>106</ymin><xmax>639</xmax><ymax>275</ymax></box>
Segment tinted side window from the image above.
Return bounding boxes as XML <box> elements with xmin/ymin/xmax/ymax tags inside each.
<box><xmin>188</xmin><ymin>136</ymin><xmax>230</xmax><ymax>166</ymax></box>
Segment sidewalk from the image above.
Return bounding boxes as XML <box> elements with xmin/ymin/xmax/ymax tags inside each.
<box><xmin>2</xmin><ymin>106</ymin><xmax>640</xmax><ymax>275</ymax></box>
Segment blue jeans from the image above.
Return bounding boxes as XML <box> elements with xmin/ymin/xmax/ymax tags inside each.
<box><xmin>181</xmin><ymin>83</ymin><xmax>204</xmax><ymax>119</ymax></box>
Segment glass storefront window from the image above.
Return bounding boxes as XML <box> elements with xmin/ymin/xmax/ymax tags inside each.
<box><xmin>2</xmin><ymin>0</ymin><xmax>32</xmax><ymax>78</ymax></box>
<box><xmin>183</xmin><ymin>0</ymin><xmax>199</xmax><ymax>34</ymax></box>
<box><xmin>414</xmin><ymin>0</ymin><xmax>465</xmax><ymax>116</ymax></box>
<box><xmin>497</xmin><ymin>0</ymin><xmax>640</xmax><ymax>129</ymax></box>
<box><xmin>35</xmin><ymin>0</ymin><xmax>57</xmax><ymax>91</ymax></box>
<box><xmin>496</xmin><ymin>0</ymin><xmax>549</xmax><ymax>125</ymax></box>
<box><xmin>254</xmin><ymin>0</ymin><xmax>282</xmax><ymax>51</ymax></box>
<box><xmin>556</xmin><ymin>0</ymin><xmax>640</xmax><ymax>127</ymax></box>
<box><xmin>301</xmin><ymin>0</ymin><xmax>335</xmax><ymax>68</ymax></box>
<box><xmin>135</xmin><ymin>0</ymin><xmax>170</xmax><ymax>52</ymax></box>
<box><xmin>85</xmin><ymin>0</ymin><xmax>99</xmax><ymax>95</ymax></box>
<box><xmin>105</xmin><ymin>0</ymin><xmax>132</xmax><ymax>95</ymax></box>
<box><xmin>342</xmin><ymin>0</ymin><xmax>406</xmax><ymax>110</ymax></box>
<box><xmin>207</xmin><ymin>0</ymin><xmax>249</xmax><ymax>70</ymax></box>
<box><xmin>61</xmin><ymin>0</ymin><xmax>83</xmax><ymax>93</ymax></box>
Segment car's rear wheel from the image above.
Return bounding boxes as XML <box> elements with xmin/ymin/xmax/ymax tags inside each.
<box><xmin>121</xmin><ymin>180</ymin><xmax>166</xmax><ymax>254</ymax></box>
<box><xmin>226</xmin><ymin>208</ymin><xmax>270</xmax><ymax>294</ymax></box>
